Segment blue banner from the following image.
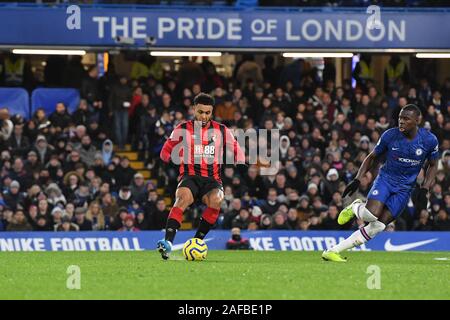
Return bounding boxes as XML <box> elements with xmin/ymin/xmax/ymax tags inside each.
<box><xmin>0</xmin><ymin>231</ymin><xmax>449</xmax><ymax>252</ymax></box>
<box><xmin>31</xmin><ymin>88</ymin><xmax>80</xmax><ymax>116</ymax></box>
<box><xmin>0</xmin><ymin>6</ymin><xmax>449</xmax><ymax>49</ymax></box>
<box><xmin>0</xmin><ymin>88</ymin><xmax>30</xmax><ymax>119</ymax></box>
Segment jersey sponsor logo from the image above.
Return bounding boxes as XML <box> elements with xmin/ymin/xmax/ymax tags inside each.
<box><xmin>397</xmin><ymin>157</ymin><xmax>421</xmax><ymax>165</ymax></box>
<box><xmin>384</xmin><ymin>238</ymin><xmax>438</xmax><ymax>251</ymax></box>
<box><xmin>415</xmin><ymin>148</ymin><xmax>423</xmax><ymax>156</ymax></box>
<box><xmin>194</xmin><ymin>145</ymin><xmax>215</xmax><ymax>158</ymax></box>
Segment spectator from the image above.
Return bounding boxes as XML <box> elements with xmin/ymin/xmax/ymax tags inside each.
<box><xmin>77</xmin><ymin>135</ymin><xmax>97</xmax><ymax>167</ymax></box>
<box><xmin>259</xmin><ymin>214</ymin><xmax>273</xmax><ymax>230</ymax></box>
<box><xmin>100</xmin><ymin>139</ymin><xmax>114</xmax><ymax>166</ymax></box>
<box><xmin>45</xmin><ymin>183</ymin><xmax>66</xmax><ymax>207</ymax></box>
<box><xmin>149</xmin><ymin>198</ymin><xmax>169</xmax><ymax>230</ymax></box>
<box><xmin>81</xmin><ymin>66</ymin><xmax>102</xmax><ymax>116</ymax></box>
<box><xmin>118</xmin><ymin>214</ymin><xmax>140</xmax><ymax>232</ymax></box>
<box><xmin>286</xmin><ymin>208</ymin><xmax>299</xmax><ymax>230</ymax></box>
<box><xmin>7</xmin><ymin>121</ymin><xmax>30</xmax><ymax>157</ymax></box>
<box><xmin>320</xmin><ymin>204</ymin><xmax>341</xmax><ymax>230</ymax></box>
<box><xmin>433</xmin><ymin>209</ymin><xmax>450</xmax><ymax>231</ymax></box>
<box><xmin>226</xmin><ymin>227</ymin><xmax>251</xmax><ymax>250</ymax></box>
<box><xmin>260</xmin><ymin>188</ymin><xmax>281</xmax><ymax>216</ymax></box>
<box><xmin>72</xmin><ymin>100</ymin><xmax>92</xmax><ymax>127</ymax></box>
<box><xmin>135</xmin><ymin>210</ymin><xmax>148</xmax><ymax>230</ymax></box>
<box><xmin>32</xmin><ymin>135</ymin><xmax>53</xmax><ymax>165</ymax></box>
<box><xmin>86</xmin><ymin>201</ymin><xmax>109</xmax><ymax>231</ymax></box>
<box><xmin>49</xmin><ymin>103</ymin><xmax>71</xmax><ymax>132</ymax></box>
<box><xmin>130</xmin><ymin>173</ymin><xmax>146</xmax><ymax>204</ymax></box>
<box><xmin>109</xmin><ymin>75</ymin><xmax>132</xmax><ymax>150</ymax></box>
<box><xmin>73</xmin><ymin>207</ymin><xmax>93</xmax><ymax>231</ymax></box>
<box><xmin>115</xmin><ymin>157</ymin><xmax>136</xmax><ymax>187</ymax></box>
<box><xmin>272</xmin><ymin>212</ymin><xmax>290</xmax><ymax>230</ymax></box>
<box><xmin>413</xmin><ymin>210</ymin><xmax>434</xmax><ymax>231</ymax></box>
<box><xmin>231</xmin><ymin>208</ymin><xmax>252</xmax><ymax>230</ymax></box>
<box><xmin>51</xmin><ymin>206</ymin><xmax>65</xmax><ymax>229</ymax></box>
<box><xmin>6</xmin><ymin>209</ymin><xmax>33</xmax><ymax>231</ymax></box>
<box><xmin>56</xmin><ymin>216</ymin><xmax>79</xmax><ymax>232</ymax></box>
<box><xmin>117</xmin><ymin>185</ymin><xmax>134</xmax><ymax>208</ymax></box>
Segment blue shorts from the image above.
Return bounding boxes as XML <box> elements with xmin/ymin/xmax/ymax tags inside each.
<box><xmin>367</xmin><ymin>176</ymin><xmax>412</xmax><ymax>218</ymax></box>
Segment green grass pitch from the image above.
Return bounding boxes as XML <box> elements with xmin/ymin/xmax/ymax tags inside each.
<box><xmin>1</xmin><ymin>251</ymin><xmax>449</xmax><ymax>299</ymax></box>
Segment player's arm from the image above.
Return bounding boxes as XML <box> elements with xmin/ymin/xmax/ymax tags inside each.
<box><xmin>343</xmin><ymin>151</ymin><xmax>379</xmax><ymax>197</ymax></box>
<box><xmin>224</xmin><ymin>126</ymin><xmax>246</xmax><ymax>165</ymax></box>
<box><xmin>160</xmin><ymin>124</ymin><xmax>184</xmax><ymax>164</ymax></box>
<box><xmin>421</xmin><ymin>158</ymin><xmax>438</xmax><ymax>191</ymax></box>
<box><xmin>355</xmin><ymin>150</ymin><xmax>379</xmax><ymax>181</ymax></box>
<box><xmin>418</xmin><ymin>137</ymin><xmax>440</xmax><ymax>203</ymax></box>
<box><xmin>343</xmin><ymin>130</ymin><xmax>390</xmax><ymax>197</ymax></box>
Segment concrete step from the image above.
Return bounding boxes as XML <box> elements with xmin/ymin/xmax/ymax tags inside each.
<box><xmin>138</xmin><ymin>170</ymin><xmax>151</xmax><ymax>179</ymax></box>
<box><xmin>164</xmin><ymin>197</ymin><xmax>172</xmax><ymax>206</ymax></box>
<box><xmin>114</xmin><ymin>144</ymin><xmax>132</xmax><ymax>152</ymax></box>
<box><xmin>180</xmin><ymin>221</ymin><xmax>193</xmax><ymax>230</ymax></box>
<box><xmin>130</xmin><ymin>161</ymin><xmax>144</xmax><ymax>170</ymax></box>
<box><xmin>116</xmin><ymin>152</ymin><xmax>138</xmax><ymax>161</ymax></box>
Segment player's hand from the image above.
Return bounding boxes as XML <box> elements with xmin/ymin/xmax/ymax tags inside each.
<box><xmin>417</xmin><ymin>187</ymin><xmax>429</xmax><ymax>206</ymax></box>
<box><xmin>342</xmin><ymin>179</ymin><xmax>361</xmax><ymax>198</ymax></box>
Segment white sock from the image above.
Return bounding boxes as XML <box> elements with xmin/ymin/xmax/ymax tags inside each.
<box><xmin>329</xmin><ymin>221</ymin><xmax>386</xmax><ymax>253</ymax></box>
<box><xmin>329</xmin><ymin>229</ymin><xmax>367</xmax><ymax>253</ymax></box>
<box><xmin>353</xmin><ymin>202</ymin><xmax>378</xmax><ymax>222</ymax></box>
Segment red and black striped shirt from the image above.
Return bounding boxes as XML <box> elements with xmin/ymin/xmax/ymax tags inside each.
<box><xmin>160</xmin><ymin>120</ymin><xmax>245</xmax><ymax>183</ymax></box>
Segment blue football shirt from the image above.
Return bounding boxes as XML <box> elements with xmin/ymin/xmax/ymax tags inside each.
<box><xmin>373</xmin><ymin>127</ymin><xmax>439</xmax><ymax>189</ymax></box>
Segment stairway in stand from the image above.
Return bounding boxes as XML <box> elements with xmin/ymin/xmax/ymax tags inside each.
<box><xmin>115</xmin><ymin>144</ymin><xmax>192</xmax><ymax>230</ymax></box>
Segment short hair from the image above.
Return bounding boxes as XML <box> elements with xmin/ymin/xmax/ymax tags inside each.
<box><xmin>402</xmin><ymin>104</ymin><xmax>421</xmax><ymax>118</ymax></box>
<box><xmin>193</xmin><ymin>93</ymin><xmax>215</xmax><ymax>107</ymax></box>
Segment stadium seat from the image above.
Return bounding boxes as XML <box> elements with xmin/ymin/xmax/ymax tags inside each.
<box><xmin>0</xmin><ymin>87</ymin><xmax>30</xmax><ymax>119</ymax></box>
<box><xmin>31</xmin><ymin>88</ymin><xmax>80</xmax><ymax>116</ymax></box>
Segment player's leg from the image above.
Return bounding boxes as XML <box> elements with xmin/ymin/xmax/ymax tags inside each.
<box><xmin>323</xmin><ymin>179</ymin><xmax>389</xmax><ymax>261</ymax></box>
<box><xmin>323</xmin><ymin>199</ymin><xmax>386</xmax><ymax>262</ymax></box>
<box><xmin>165</xmin><ymin>187</ymin><xmax>195</xmax><ymax>242</ymax></box>
<box><xmin>195</xmin><ymin>186</ymin><xmax>224</xmax><ymax>239</ymax></box>
<box><xmin>157</xmin><ymin>185</ymin><xmax>195</xmax><ymax>259</ymax></box>
<box><xmin>338</xmin><ymin>177</ymin><xmax>387</xmax><ymax>225</ymax></box>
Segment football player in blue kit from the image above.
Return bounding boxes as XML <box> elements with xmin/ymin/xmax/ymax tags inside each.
<box><xmin>322</xmin><ymin>104</ymin><xmax>439</xmax><ymax>262</ymax></box>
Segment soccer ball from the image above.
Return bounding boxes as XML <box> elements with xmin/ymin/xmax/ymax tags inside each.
<box><xmin>182</xmin><ymin>238</ymin><xmax>208</xmax><ymax>261</ymax></box>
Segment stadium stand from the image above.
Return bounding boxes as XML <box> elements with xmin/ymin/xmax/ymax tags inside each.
<box><xmin>0</xmin><ymin>50</ymin><xmax>449</xmax><ymax>233</ymax></box>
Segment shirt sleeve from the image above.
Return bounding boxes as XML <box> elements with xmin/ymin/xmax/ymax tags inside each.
<box><xmin>160</xmin><ymin>123</ymin><xmax>184</xmax><ymax>163</ymax></box>
<box><xmin>224</xmin><ymin>126</ymin><xmax>246</xmax><ymax>164</ymax></box>
<box><xmin>373</xmin><ymin>129</ymin><xmax>393</xmax><ymax>156</ymax></box>
<box><xmin>427</xmin><ymin>134</ymin><xmax>439</xmax><ymax>161</ymax></box>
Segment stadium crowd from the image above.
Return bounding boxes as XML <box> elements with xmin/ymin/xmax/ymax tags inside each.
<box><xmin>0</xmin><ymin>53</ymin><xmax>449</xmax><ymax>233</ymax></box>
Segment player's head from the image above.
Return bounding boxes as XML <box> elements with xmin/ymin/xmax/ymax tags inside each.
<box><xmin>399</xmin><ymin>104</ymin><xmax>421</xmax><ymax>133</ymax></box>
<box><xmin>193</xmin><ymin>93</ymin><xmax>214</xmax><ymax>127</ymax></box>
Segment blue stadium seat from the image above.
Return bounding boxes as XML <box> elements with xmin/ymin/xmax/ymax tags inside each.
<box><xmin>31</xmin><ymin>88</ymin><xmax>80</xmax><ymax>116</ymax></box>
<box><xmin>0</xmin><ymin>87</ymin><xmax>30</xmax><ymax>119</ymax></box>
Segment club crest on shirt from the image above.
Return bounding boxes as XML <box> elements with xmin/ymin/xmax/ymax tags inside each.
<box><xmin>416</xmin><ymin>148</ymin><xmax>423</xmax><ymax>156</ymax></box>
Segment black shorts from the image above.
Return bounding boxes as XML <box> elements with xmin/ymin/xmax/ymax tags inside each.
<box><xmin>177</xmin><ymin>175</ymin><xmax>223</xmax><ymax>200</ymax></box>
